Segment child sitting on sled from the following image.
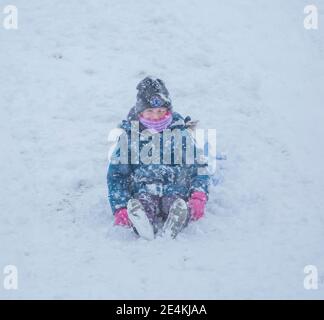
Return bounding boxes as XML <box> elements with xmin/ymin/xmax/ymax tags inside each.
<box><xmin>107</xmin><ymin>76</ymin><xmax>210</xmax><ymax>239</ymax></box>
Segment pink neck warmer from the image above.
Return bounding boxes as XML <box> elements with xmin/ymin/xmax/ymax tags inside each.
<box><xmin>139</xmin><ymin>112</ymin><xmax>173</xmax><ymax>132</ymax></box>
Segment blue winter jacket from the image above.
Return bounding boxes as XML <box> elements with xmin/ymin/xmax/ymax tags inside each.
<box><xmin>107</xmin><ymin>111</ymin><xmax>210</xmax><ymax>214</ymax></box>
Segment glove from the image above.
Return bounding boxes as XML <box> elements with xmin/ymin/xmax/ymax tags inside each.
<box><xmin>188</xmin><ymin>191</ymin><xmax>207</xmax><ymax>221</ymax></box>
<box><xmin>114</xmin><ymin>208</ymin><xmax>131</xmax><ymax>227</ymax></box>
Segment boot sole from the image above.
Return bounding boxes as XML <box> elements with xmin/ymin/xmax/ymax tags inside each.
<box><xmin>127</xmin><ymin>199</ymin><xmax>155</xmax><ymax>241</ymax></box>
<box><xmin>162</xmin><ymin>198</ymin><xmax>189</xmax><ymax>239</ymax></box>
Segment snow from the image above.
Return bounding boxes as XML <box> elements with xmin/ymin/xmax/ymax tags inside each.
<box><xmin>1</xmin><ymin>0</ymin><xmax>324</xmax><ymax>299</ymax></box>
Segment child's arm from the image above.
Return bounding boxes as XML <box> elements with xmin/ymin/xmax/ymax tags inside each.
<box><xmin>107</xmin><ymin>133</ymin><xmax>132</xmax><ymax>214</ymax></box>
<box><xmin>182</xmin><ymin>130</ymin><xmax>209</xmax><ymax>220</ymax></box>
<box><xmin>107</xmin><ymin>163</ymin><xmax>132</xmax><ymax>214</ymax></box>
<box><xmin>189</xmin><ymin>161</ymin><xmax>210</xmax><ymax>198</ymax></box>
<box><xmin>183</xmin><ymin>129</ymin><xmax>210</xmax><ymax>198</ymax></box>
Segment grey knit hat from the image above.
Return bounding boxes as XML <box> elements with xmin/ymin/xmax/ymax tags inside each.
<box><xmin>134</xmin><ymin>76</ymin><xmax>172</xmax><ymax>115</ymax></box>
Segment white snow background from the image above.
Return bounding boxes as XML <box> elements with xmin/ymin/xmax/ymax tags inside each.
<box><xmin>0</xmin><ymin>0</ymin><xmax>324</xmax><ymax>299</ymax></box>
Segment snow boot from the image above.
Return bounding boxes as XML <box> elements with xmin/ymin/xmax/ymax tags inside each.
<box><xmin>162</xmin><ymin>198</ymin><xmax>189</xmax><ymax>239</ymax></box>
<box><xmin>127</xmin><ymin>199</ymin><xmax>155</xmax><ymax>240</ymax></box>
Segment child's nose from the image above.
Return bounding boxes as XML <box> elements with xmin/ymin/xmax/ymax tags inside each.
<box><xmin>151</xmin><ymin>113</ymin><xmax>160</xmax><ymax>120</ymax></box>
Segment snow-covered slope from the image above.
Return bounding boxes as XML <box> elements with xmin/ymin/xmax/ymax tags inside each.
<box><xmin>0</xmin><ymin>0</ymin><xmax>323</xmax><ymax>299</ymax></box>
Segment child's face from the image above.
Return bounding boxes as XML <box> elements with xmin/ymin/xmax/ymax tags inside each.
<box><xmin>140</xmin><ymin>107</ymin><xmax>168</xmax><ymax>121</ymax></box>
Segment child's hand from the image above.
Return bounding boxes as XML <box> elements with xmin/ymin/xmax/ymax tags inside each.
<box><xmin>114</xmin><ymin>208</ymin><xmax>131</xmax><ymax>227</ymax></box>
<box><xmin>188</xmin><ymin>191</ymin><xmax>207</xmax><ymax>221</ymax></box>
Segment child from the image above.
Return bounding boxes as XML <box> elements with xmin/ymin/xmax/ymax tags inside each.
<box><xmin>107</xmin><ymin>77</ymin><xmax>210</xmax><ymax>239</ymax></box>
